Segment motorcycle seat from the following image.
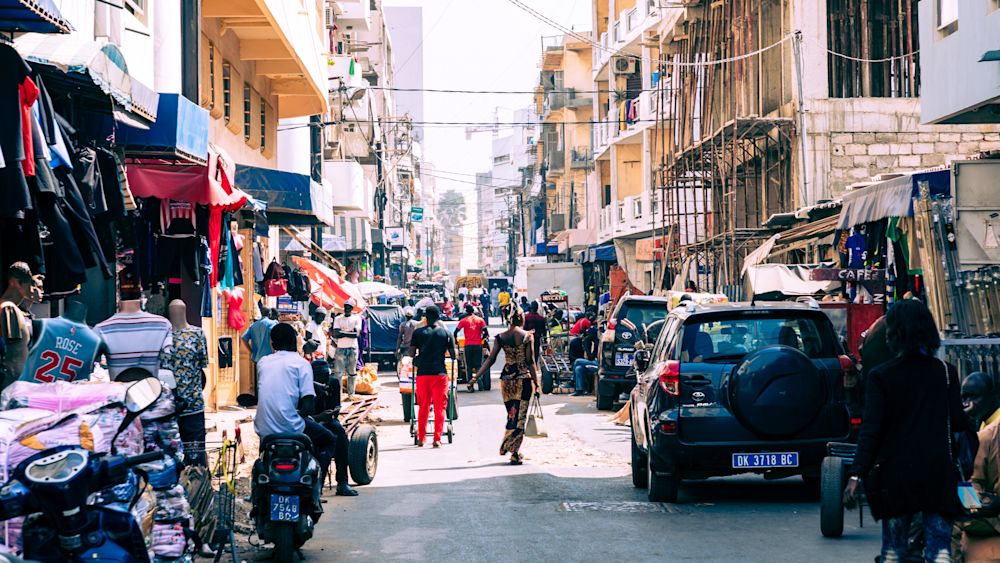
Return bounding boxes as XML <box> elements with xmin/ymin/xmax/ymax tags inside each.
<box><xmin>260</xmin><ymin>432</ymin><xmax>313</xmax><ymax>451</ymax></box>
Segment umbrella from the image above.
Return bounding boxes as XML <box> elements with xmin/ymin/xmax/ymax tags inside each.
<box><xmin>357</xmin><ymin>281</ymin><xmax>404</xmax><ymax>299</ymax></box>
<box><xmin>291</xmin><ymin>256</ymin><xmax>366</xmax><ymax>312</ymax></box>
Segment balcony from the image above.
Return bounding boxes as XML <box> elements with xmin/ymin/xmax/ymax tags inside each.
<box><xmin>328</xmin><ymin>55</ymin><xmax>364</xmax><ymax>88</ymax></box>
<box><xmin>547</xmin><ymin>149</ymin><xmax>565</xmax><ymax>172</ymax></box>
<box><xmin>598</xmin><ymin>190</ymin><xmax>662</xmax><ymax>242</ymax></box>
<box><xmin>323</xmin><ymin>159</ymin><xmax>370</xmax><ymax>213</ymax></box>
<box><xmin>570</xmin><ymin>146</ymin><xmax>592</xmax><ymax>169</ymax></box>
<box><xmin>336</xmin><ymin>0</ymin><xmax>371</xmax><ymax>31</ymax></box>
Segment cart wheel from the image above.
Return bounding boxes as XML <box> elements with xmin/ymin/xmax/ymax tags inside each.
<box><xmin>349</xmin><ymin>425</ymin><xmax>378</xmax><ymax>485</ymax></box>
<box><xmin>447</xmin><ymin>423</ymin><xmax>454</xmax><ymax>444</ymax></box>
<box><xmin>541</xmin><ymin>371</ymin><xmax>554</xmax><ymax>395</ymax></box>
<box><xmin>448</xmin><ymin>388</ymin><xmax>459</xmax><ymax>420</ymax></box>
<box><xmin>401</xmin><ymin>392</ymin><xmax>413</xmax><ymax>423</ymax></box>
<box><xmin>820</xmin><ymin>456</ymin><xmax>846</xmax><ymax>538</ymax></box>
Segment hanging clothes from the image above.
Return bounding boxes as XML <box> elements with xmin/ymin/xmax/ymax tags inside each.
<box><xmin>0</xmin><ymin>44</ymin><xmax>35</xmax><ymax>217</ymax></box>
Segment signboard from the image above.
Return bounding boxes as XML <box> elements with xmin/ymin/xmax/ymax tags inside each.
<box><xmin>635</xmin><ymin>237</ymin><xmax>663</xmax><ymax>262</ymax></box>
<box><xmin>539</xmin><ymin>292</ymin><xmax>569</xmax><ymax>304</ymax></box>
<box><xmin>809</xmin><ymin>268</ymin><xmax>886</xmax><ymax>283</ymax></box>
<box><xmin>410</xmin><ymin>207</ymin><xmax>424</xmax><ymax>222</ymax></box>
<box><xmin>416</xmin><ymin>259</ymin><xmax>423</xmax><ymax>266</ymax></box>
<box><xmin>276</xmin><ymin>295</ymin><xmax>299</xmax><ymax>318</ymax></box>
<box><xmin>385</xmin><ymin>226</ymin><xmax>409</xmax><ymax>249</ymax></box>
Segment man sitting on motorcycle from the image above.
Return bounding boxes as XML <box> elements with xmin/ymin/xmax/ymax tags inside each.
<box><xmin>255</xmin><ymin>323</ymin><xmax>358</xmax><ymax>498</ymax></box>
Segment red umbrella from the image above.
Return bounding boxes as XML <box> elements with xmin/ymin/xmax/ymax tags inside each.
<box><xmin>291</xmin><ymin>256</ymin><xmax>366</xmax><ymax>312</ymax></box>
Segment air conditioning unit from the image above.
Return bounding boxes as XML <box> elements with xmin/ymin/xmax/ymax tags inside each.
<box><xmin>614</xmin><ymin>56</ymin><xmax>637</xmax><ymax>74</ymax></box>
<box><xmin>324</xmin><ymin>5</ymin><xmax>335</xmax><ymax>28</ymax></box>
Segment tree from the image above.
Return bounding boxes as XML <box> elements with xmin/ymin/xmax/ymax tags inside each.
<box><xmin>438</xmin><ymin>190</ymin><xmax>467</xmax><ymax>228</ymax></box>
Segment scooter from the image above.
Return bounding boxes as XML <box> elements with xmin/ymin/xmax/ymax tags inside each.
<box><xmin>251</xmin><ymin>432</ymin><xmax>322</xmax><ymax>563</ymax></box>
<box><xmin>0</xmin><ymin>377</ymin><xmax>165</xmax><ymax>562</ymax></box>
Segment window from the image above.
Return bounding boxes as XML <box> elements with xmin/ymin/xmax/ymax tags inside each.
<box><xmin>243</xmin><ymin>83</ymin><xmax>251</xmax><ymax>141</ymax></box>
<box><xmin>123</xmin><ymin>0</ymin><xmax>145</xmax><ymax>15</ymax></box>
<box><xmin>937</xmin><ymin>0</ymin><xmax>958</xmax><ymax>28</ymax></box>
<box><xmin>208</xmin><ymin>45</ymin><xmax>215</xmax><ymax>109</ymax></box>
<box><xmin>222</xmin><ymin>62</ymin><xmax>232</xmax><ymax>123</ymax></box>
<box><xmin>260</xmin><ymin>99</ymin><xmax>267</xmax><ymax>153</ymax></box>
<box><xmin>679</xmin><ymin>314</ymin><xmax>837</xmax><ymax>363</ymax></box>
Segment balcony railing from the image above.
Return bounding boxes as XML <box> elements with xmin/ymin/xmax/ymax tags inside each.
<box><xmin>570</xmin><ymin>146</ymin><xmax>592</xmax><ymax>169</ymax></box>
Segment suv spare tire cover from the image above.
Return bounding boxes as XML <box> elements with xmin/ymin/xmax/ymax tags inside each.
<box><xmin>728</xmin><ymin>345</ymin><xmax>826</xmax><ymax>439</ymax></box>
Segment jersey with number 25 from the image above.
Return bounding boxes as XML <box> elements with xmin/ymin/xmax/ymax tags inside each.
<box><xmin>20</xmin><ymin>318</ymin><xmax>102</xmax><ymax>383</ymax></box>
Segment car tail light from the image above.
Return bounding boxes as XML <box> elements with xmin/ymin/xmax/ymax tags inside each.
<box><xmin>850</xmin><ymin>417</ymin><xmax>862</xmax><ymax>430</ymax></box>
<box><xmin>273</xmin><ymin>463</ymin><xmax>297</xmax><ymax>471</ymax></box>
<box><xmin>659</xmin><ymin>421</ymin><xmax>677</xmax><ymax>434</ymax></box>
<box><xmin>658</xmin><ymin>360</ymin><xmax>680</xmax><ymax>395</ymax></box>
<box><xmin>607</xmin><ymin>318</ymin><xmax>617</xmax><ymax>331</ymax></box>
<box><xmin>839</xmin><ymin>355</ymin><xmax>858</xmax><ymax>389</ymax></box>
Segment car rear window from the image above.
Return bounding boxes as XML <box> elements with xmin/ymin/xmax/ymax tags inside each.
<box><xmin>617</xmin><ymin>302</ymin><xmax>668</xmax><ymax>331</ymax></box>
<box><xmin>680</xmin><ymin>313</ymin><xmax>838</xmax><ymax>362</ymax></box>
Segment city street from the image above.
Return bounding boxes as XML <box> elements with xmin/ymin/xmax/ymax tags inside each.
<box><xmin>290</xmin><ymin>323</ymin><xmax>880</xmax><ymax>562</ymax></box>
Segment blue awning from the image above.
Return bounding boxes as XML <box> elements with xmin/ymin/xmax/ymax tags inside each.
<box><xmin>577</xmin><ymin>243</ymin><xmax>616</xmax><ymax>263</ymax></box>
<box><xmin>234</xmin><ymin>165</ymin><xmax>335</xmax><ymax>227</ymax></box>
<box><xmin>535</xmin><ymin>243</ymin><xmax>559</xmax><ymax>255</ymax></box>
<box><xmin>0</xmin><ymin>0</ymin><xmax>72</xmax><ymax>33</ymax></box>
<box><xmin>118</xmin><ymin>94</ymin><xmax>208</xmax><ymax>163</ymax></box>
<box><xmin>838</xmin><ymin>168</ymin><xmax>950</xmax><ymax>229</ymax></box>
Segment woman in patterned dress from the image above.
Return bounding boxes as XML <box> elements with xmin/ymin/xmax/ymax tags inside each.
<box><xmin>470</xmin><ymin>305</ymin><xmax>539</xmax><ymax>465</ymax></box>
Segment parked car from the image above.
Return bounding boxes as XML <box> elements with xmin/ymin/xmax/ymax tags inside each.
<box><xmin>595</xmin><ymin>295</ymin><xmax>670</xmax><ymax>411</ymax></box>
<box><xmin>629</xmin><ymin>300</ymin><xmax>855</xmax><ymax>503</ymax></box>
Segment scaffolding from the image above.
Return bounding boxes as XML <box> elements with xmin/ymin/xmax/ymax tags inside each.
<box><xmin>654</xmin><ymin>0</ymin><xmax>796</xmax><ymax>298</ymax></box>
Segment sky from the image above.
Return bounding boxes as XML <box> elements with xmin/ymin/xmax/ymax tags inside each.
<box><xmin>384</xmin><ymin>0</ymin><xmax>592</xmax><ymax>272</ymax></box>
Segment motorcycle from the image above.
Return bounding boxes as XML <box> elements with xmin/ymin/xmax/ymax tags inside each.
<box><xmin>0</xmin><ymin>377</ymin><xmax>165</xmax><ymax>562</ymax></box>
<box><xmin>252</xmin><ymin>431</ymin><xmax>322</xmax><ymax>563</ymax></box>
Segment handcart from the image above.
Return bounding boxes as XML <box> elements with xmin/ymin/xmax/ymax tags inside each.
<box><xmin>820</xmin><ymin>442</ymin><xmax>865</xmax><ymax>538</ymax></box>
<box><xmin>539</xmin><ymin>333</ymin><xmax>573</xmax><ymax>394</ymax></box>
<box><xmin>408</xmin><ymin>358</ymin><xmax>458</xmax><ymax>444</ymax></box>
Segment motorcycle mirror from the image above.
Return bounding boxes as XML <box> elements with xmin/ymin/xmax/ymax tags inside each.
<box><xmin>125</xmin><ymin>377</ymin><xmax>163</xmax><ymax>413</ymax></box>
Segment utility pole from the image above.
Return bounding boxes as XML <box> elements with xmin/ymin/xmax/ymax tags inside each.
<box><xmin>540</xmin><ymin>163</ymin><xmax>548</xmax><ymax>258</ymax></box>
<box><xmin>309</xmin><ymin>115</ymin><xmax>323</xmax><ymax>262</ymax></box>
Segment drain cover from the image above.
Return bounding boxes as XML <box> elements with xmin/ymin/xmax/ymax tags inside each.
<box><xmin>558</xmin><ymin>502</ymin><xmax>670</xmax><ymax>513</ymax></box>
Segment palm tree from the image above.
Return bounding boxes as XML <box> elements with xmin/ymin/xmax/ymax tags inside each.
<box><xmin>438</xmin><ymin>190</ymin><xmax>467</xmax><ymax>228</ymax></box>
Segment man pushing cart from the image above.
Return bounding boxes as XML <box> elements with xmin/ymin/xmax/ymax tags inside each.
<box><xmin>407</xmin><ymin>305</ymin><xmax>457</xmax><ymax>447</ymax></box>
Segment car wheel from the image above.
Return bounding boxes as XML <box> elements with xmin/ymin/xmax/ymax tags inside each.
<box><xmin>647</xmin><ymin>455</ymin><xmax>679</xmax><ymax>503</ymax></box>
<box><xmin>596</xmin><ymin>380</ymin><xmax>615</xmax><ymax>411</ymax></box>
<box><xmin>348</xmin><ymin>425</ymin><xmax>378</xmax><ymax>485</ymax></box>
<box><xmin>631</xmin><ymin>431</ymin><xmax>648</xmax><ymax>489</ymax></box>
<box><xmin>820</xmin><ymin>456</ymin><xmax>846</xmax><ymax>538</ymax></box>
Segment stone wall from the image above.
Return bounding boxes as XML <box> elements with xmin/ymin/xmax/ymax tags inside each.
<box><xmin>804</xmin><ymin>98</ymin><xmax>1000</xmax><ymax>202</ymax></box>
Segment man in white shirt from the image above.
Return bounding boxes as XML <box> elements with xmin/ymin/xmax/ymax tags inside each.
<box><xmin>306</xmin><ymin>307</ymin><xmax>330</xmax><ymax>358</ymax></box>
<box><xmin>331</xmin><ymin>299</ymin><xmax>364</xmax><ymax>396</ymax></box>
<box><xmin>255</xmin><ymin>323</ymin><xmax>357</xmax><ymax>496</ymax></box>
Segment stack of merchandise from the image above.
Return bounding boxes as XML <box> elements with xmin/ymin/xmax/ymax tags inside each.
<box><xmin>913</xmin><ymin>185</ymin><xmax>971</xmax><ymax>334</ymax></box>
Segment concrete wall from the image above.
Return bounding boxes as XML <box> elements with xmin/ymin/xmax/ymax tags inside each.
<box><xmin>805</xmin><ymin>98</ymin><xmax>1000</xmax><ymax>198</ymax></box>
<box><xmin>615</xmin><ymin>143</ymin><xmax>642</xmax><ymax>199</ymax></box>
<box><xmin>918</xmin><ymin>0</ymin><xmax>1000</xmax><ymax>124</ymax></box>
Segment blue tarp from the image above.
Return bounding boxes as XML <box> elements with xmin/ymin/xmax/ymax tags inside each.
<box><xmin>366</xmin><ymin>305</ymin><xmax>404</xmax><ymax>353</ymax></box>
<box><xmin>0</xmin><ymin>0</ymin><xmax>72</xmax><ymax>33</ymax></box>
<box><xmin>119</xmin><ymin>94</ymin><xmax>208</xmax><ymax>162</ymax></box>
<box><xmin>236</xmin><ymin>165</ymin><xmax>311</xmax><ymax>215</ymax></box>
<box><xmin>577</xmin><ymin>243</ymin><xmax>616</xmax><ymax>263</ymax></box>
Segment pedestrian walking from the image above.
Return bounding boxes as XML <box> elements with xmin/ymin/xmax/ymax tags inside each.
<box><xmin>396</xmin><ymin>307</ymin><xmax>418</xmax><ymax>360</ymax></box>
<box><xmin>306</xmin><ymin>307</ymin><xmax>331</xmax><ymax>358</ymax></box>
<box><xmin>331</xmin><ymin>299</ymin><xmax>363</xmax><ymax>397</ymax></box>
<box><xmin>498</xmin><ymin>288</ymin><xmax>511</xmax><ymax>319</ymax></box>
<box><xmin>408</xmin><ymin>305</ymin><xmax>456</xmax><ymax>448</ymax></box>
<box><xmin>523</xmin><ymin>301</ymin><xmax>548</xmax><ymax>365</ymax></box>
<box><xmin>469</xmin><ymin>305</ymin><xmax>539</xmax><ymax>465</ymax></box>
<box><xmin>844</xmin><ymin>299</ymin><xmax>975</xmax><ymax>562</ymax></box>
<box><xmin>167</xmin><ymin>299</ymin><xmax>209</xmax><ymax>466</ymax></box>
<box><xmin>455</xmin><ymin>304</ymin><xmax>488</xmax><ymax>391</ymax></box>
<box><xmin>479</xmin><ymin>290</ymin><xmax>492</xmax><ymax>321</ymax></box>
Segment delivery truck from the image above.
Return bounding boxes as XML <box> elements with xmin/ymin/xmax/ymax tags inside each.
<box><xmin>525</xmin><ymin>263</ymin><xmax>584</xmax><ymax>309</ymax></box>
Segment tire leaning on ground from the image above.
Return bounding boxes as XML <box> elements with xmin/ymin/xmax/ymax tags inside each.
<box><xmin>349</xmin><ymin>425</ymin><xmax>378</xmax><ymax>485</ymax></box>
<box><xmin>820</xmin><ymin>456</ymin><xmax>846</xmax><ymax>538</ymax></box>
<box><xmin>541</xmin><ymin>370</ymin><xmax>554</xmax><ymax>394</ymax></box>
<box><xmin>272</xmin><ymin>522</ymin><xmax>296</xmax><ymax>563</ymax></box>
<box><xmin>647</xmin><ymin>454</ymin><xmax>679</xmax><ymax>503</ymax></box>
<box><xmin>631</xmin><ymin>430</ymin><xmax>648</xmax><ymax>489</ymax></box>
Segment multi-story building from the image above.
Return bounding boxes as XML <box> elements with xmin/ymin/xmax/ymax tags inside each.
<box><xmin>534</xmin><ymin>34</ymin><xmax>595</xmax><ymax>257</ymax></box>
<box><xmin>584</xmin><ymin>0</ymin><xmax>1000</xmax><ymax>296</ymax></box>
<box><xmin>479</xmin><ymin>108</ymin><xmax>538</xmax><ymax>274</ymax></box>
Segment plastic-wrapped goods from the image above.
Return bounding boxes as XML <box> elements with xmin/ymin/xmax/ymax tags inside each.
<box><xmin>140</xmin><ymin>457</ymin><xmax>180</xmax><ymax>491</ymax></box>
<box><xmin>0</xmin><ymin>380</ymin><xmax>131</xmax><ymax>412</ymax></box>
<box><xmin>132</xmin><ymin>485</ymin><xmax>156</xmax><ymax>537</ymax></box>
<box><xmin>143</xmin><ymin>419</ymin><xmax>185</xmax><ymax>460</ymax></box>
<box><xmin>140</xmin><ymin>387</ymin><xmax>178</xmax><ymax>421</ymax></box>
<box><xmin>152</xmin><ymin>485</ymin><xmax>191</xmax><ymax>521</ymax></box>
<box><xmin>150</xmin><ymin>521</ymin><xmax>187</xmax><ymax>558</ymax></box>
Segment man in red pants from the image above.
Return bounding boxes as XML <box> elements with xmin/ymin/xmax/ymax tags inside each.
<box><xmin>408</xmin><ymin>305</ymin><xmax>455</xmax><ymax>447</ymax></box>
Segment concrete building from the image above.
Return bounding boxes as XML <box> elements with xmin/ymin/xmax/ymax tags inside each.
<box><xmin>583</xmin><ymin>0</ymin><xmax>1000</xmax><ymax>296</ymax></box>
<box><xmin>385</xmin><ymin>6</ymin><xmax>425</xmax><ymax>142</ymax></box>
<box><xmin>535</xmin><ymin>34</ymin><xmax>595</xmax><ymax>258</ymax></box>
<box><xmin>918</xmin><ymin>0</ymin><xmax>1000</xmax><ymax>124</ymax></box>
<box><xmin>479</xmin><ymin>107</ymin><xmax>537</xmax><ymax>274</ymax></box>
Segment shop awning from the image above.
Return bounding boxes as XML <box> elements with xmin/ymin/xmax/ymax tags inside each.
<box><xmin>118</xmin><ymin>94</ymin><xmax>208</xmax><ymax>163</ymax></box>
<box><xmin>837</xmin><ymin>168</ymin><xmax>950</xmax><ymax>229</ymax></box>
<box><xmin>234</xmin><ymin>165</ymin><xmax>335</xmax><ymax>227</ymax></box>
<box><xmin>126</xmin><ymin>145</ymin><xmax>247</xmax><ymax>210</ymax></box>
<box><xmin>746</xmin><ymin>264</ymin><xmax>840</xmax><ymax>298</ymax></box>
<box><xmin>328</xmin><ymin>216</ymin><xmax>372</xmax><ymax>254</ymax></box>
<box><xmin>15</xmin><ymin>32</ymin><xmax>158</xmax><ymax>122</ymax></box>
<box><xmin>0</xmin><ymin>0</ymin><xmax>72</xmax><ymax>33</ymax></box>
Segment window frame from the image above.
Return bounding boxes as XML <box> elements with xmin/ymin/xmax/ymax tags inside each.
<box><xmin>937</xmin><ymin>0</ymin><xmax>958</xmax><ymax>29</ymax></box>
<box><xmin>243</xmin><ymin>83</ymin><xmax>252</xmax><ymax>141</ymax></box>
<box><xmin>222</xmin><ymin>62</ymin><xmax>232</xmax><ymax>124</ymax></box>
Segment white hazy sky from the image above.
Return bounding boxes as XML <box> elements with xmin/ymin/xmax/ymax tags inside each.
<box><xmin>384</xmin><ymin>0</ymin><xmax>591</xmax><ymax>271</ymax></box>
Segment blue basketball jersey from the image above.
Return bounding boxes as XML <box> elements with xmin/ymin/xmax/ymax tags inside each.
<box><xmin>20</xmin><ymin>317</ymin><xmax>102</xmax><ymax>383</ymax></box>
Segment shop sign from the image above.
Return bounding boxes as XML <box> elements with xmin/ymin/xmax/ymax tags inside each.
<box><xmin>385</xmin><ymin>226</ymin><xmax>409</xmax><ymax>249</ymax></box>
<box><xmin>416</xmin><ymin>259</ymin><xmax>423</xmax><ymax>266</ymax></box>
<box><xmin>276</xmin><ymin>296</ymin><xmax>298</xmax><ymax>315</ymax></box>
<box><xmin>411</xmin><ymin>207</ymin><xmax>423</xmax><ymax>222</ymax></box>
<box><xmin>635</xmin><ymin>237</ymin><xmax>663</xmax><ymax>262</ymax></box>
<box><xmin>809</xmin><ymin>268</ymin><xmax>886</xmax><ymax>282</ymax></box>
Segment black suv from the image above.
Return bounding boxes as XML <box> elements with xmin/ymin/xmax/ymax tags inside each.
<box><xmin>629</xmin><ymin>301</ymin><xmax>854</xmax><ymax>502</ymax></box>
<box><xmin>595</xmin><ymin>296</ymin><xmax>669</xmax><ymax>411</ymax></box>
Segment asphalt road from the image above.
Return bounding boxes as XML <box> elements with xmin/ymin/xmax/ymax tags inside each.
<box><xmin>260</xmin><ymin>319</ymin><xmax>881</xmax><ymax>562</ymax></box>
